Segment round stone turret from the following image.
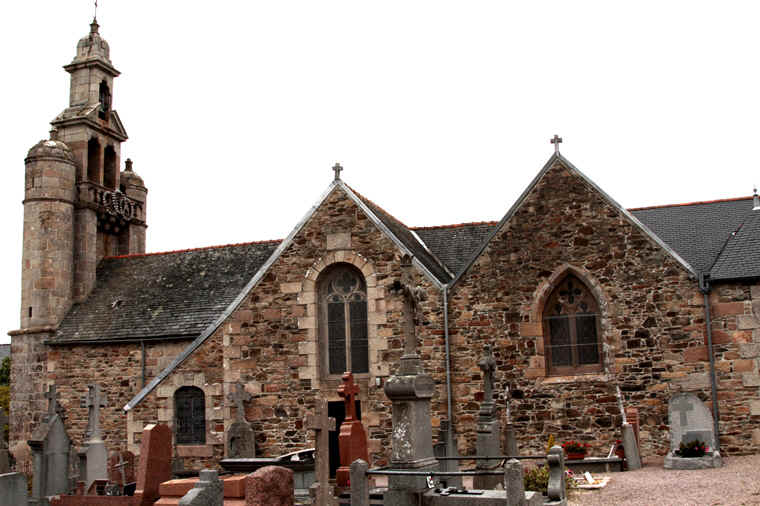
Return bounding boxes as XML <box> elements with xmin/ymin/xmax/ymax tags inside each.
<box><xmin>21</xmin><ymin>134</ymin><xmax>77</xmax><ymax>329</ymax></box>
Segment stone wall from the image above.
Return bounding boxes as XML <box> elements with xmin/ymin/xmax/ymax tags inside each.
<box><xmin>448</xmin><ymin>159</ymin><xmax>728</xmax><ymax>458</ymax></box>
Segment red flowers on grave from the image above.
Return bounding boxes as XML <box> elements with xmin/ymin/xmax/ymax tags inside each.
<box><xmin>674</xmin><ymin>439</ymin><xmax>708</xmax><ymax>458</ymax></box>
<box><xmin>561</xmin><ymin>440</ymin><xmax>591</xmax><ymax>459</ymax></box>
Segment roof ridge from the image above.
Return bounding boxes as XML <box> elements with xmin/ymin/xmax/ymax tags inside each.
<box><xmin>411</xmin><ymin>221</ymin><xmax>499</xmax><ymax>231</ymax></box>
<box><xmin>344</xmin><ymin>183</ymin><xmax>411</xmax><ymax>228</ymax></box>
<box><xmin>105</xmin><ymin>239</ymin><xmax>281</xmax><ymax>260</ymax></box>
<box><xmin>628</xmin><ymin>195</ymin><xmax>753</xmax><ymax>212</ymax></box>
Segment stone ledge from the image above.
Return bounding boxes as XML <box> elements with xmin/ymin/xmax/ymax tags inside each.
<box><xmin>664</xmin><ymin>451</ymin><xmax>722</xmax><ymax>470</ymax></box>
<box><xmin>539</xmin><ymin>373</ymin><xmax>610</xmax><ymax>385</ymax></box>
<box><xmin>176</xmin><ymin>444</ymin><xmax>215</xmax><ymax>457</ymax></box>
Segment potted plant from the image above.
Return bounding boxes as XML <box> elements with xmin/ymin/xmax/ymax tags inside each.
<box><xmin>561</xmin><ymin>440</ymin><xmax>590</xmax><ymax>460</ymax></box>
<box><xmin>675</xmin><ymin>439</ymin><xmax>708</xmax><ymax>458</ymax></box>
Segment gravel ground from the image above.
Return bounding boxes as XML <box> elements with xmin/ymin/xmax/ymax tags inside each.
<box><xmin>567</xmin><ymin>455</ymin><xmax>760</xmax><ymax>506</ymax></box>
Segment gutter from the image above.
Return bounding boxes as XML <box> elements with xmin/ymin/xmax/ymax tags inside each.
<box><xmin>443</xmin><ymin>285</ymin><xmax>454</xmax><ymax>443</ymax></box>
<box><xmin>699</xmin><ymin>272</ymin><xmax>721</xmax><ymax>451</ymax></box>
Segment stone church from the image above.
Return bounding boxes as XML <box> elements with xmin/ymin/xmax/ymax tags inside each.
<box><xmin>10</xmin><ymin>20</ymin><xmax>760</xmax><ymax>474</ymax></box>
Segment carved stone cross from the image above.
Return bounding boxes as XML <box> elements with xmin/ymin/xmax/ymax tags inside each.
<box><xmin>82</xmin><ymin>384</ymin><xmax>107</xmax><ymax>439</ymax></box>
<box><xmin>45</xmin><ymin>384</ymin><xmax>61</xmax><ymax>419</ymax></box>
<box><xmin>672</xmin><ymin>396</ymin><xmax>694</xmax><ymax>426</ymax></box>
<box><xmin>306</xmin><ymin>398</ymin><xmax>336</xmax><ymax>505</ymax></box>
<box><xmin>551</xmin><ymin>134</ymin><xmax>563</xmax><ymax>154</ymax></box>
<box><xmin>333</xmin><ymin>162</ymin><xmax>343</xmax><ymax>180</ymax></box>
<box><xmin>338</xmin><ymin>372</ymin><xmax>360</xmax><ymax>422</ymax></box>
<box><xmin>227</xmin><ymin>382</ymin><xmax>252</xmax><ymax>424</ymax></box>
<box><xmin>478</xmin><ymin>344</ymin><xmax>496</xmax><ymax>404</ymax></box>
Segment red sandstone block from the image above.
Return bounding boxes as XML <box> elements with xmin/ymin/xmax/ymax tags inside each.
<box><xmin>713</xmin><ymin>302</ymin><xmax>745</xmax><ymax>317</ymax></box>
<box><xmin>520</xmin><ymin>322</ymin><xmax>542</xmax><ymax>337</ymax></box>
<box><xmin>262</xmin><ymin>308</ymin><xmax>282</xmax><ymax>320</ymax></box>
<box><xmin>224</xmin><ymin>474</ymin><xmax>248</xmax><ymax>498</ymax></box>
<box><xmin>733</xmin><ymin>359</ymin><xmax>755</xmax><ymax>372</ymax></box>
<box><xmin>710</xmin><ymin>330</ymin><xmax>732</xmax><ymax>345</ymax></box>
<box><xmin>159</xmin><ymin>478</ymin><xmax>198</xmax><ymax>496</ymax></box>
<box><xmin>684</xmin><ymin>346</ymin><xmax>708</xmax><ymax>362</ymax></box>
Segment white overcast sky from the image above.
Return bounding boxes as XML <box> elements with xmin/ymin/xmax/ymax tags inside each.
<box><xmin>2</xmin><ymin>1</ymin><xmax>759</xmax><ymax>343</ymax></box>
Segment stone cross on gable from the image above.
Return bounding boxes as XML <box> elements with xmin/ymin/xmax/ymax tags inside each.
<box><xmin>672</xmin><ymin>396</ymin><xmax>694</xmax><ymax>426</ymax></box>
<box><xmin>338</xmin><ymin>372</ymin><xmax>360</xmax><ymax>422</ymax></box>
<box><xmin>333</xmin><ymin>162</ymin><xmax>343</xmax><ymax>181</ymax></box>
<box><xmin>82</xmin><ymin>384</ymin><xmax>107</xmax><ymax>439</ymax></box>
<box><xmin>551</xmin><ymin>134</ymin><xmax>563</xmax><ymax>154</ymax></box>
<box><xmin>227</xmin><ymin>382</ymin><xmax>252</xmax><ymax>424</ymax></box>
<box><xmin>478</xmin><ymin>344</ymin><xmax>496</xmax><ymax>404</ymax></box>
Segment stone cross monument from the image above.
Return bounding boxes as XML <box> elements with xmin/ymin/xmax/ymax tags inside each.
<box><xmin>335</xmin><ymin>372</ymin><xmax>369</xmax><ymax>488</ymax></box>
<box><xmin>383</xmin><ymin>255</ymin><xmax>437</xmax><ymax>505</ymax></box>
<box><xmin>226</xmin><ymin>382</ymin><xmax>256</xmax><ymax>458</ymax></box>
<box><xmin>82</xmin><ymin>383</ymin><xmax>109</xmax><ymax>489</ymax></box>
<box><xmin>474</xmin><ymin>344</ymin><xmax>502</xmax><ymax>489</ymax></box>
<box><xmin>307</xmin><ymin>398</ymin><xmax>337</xmax><ymax>506</ymax></box>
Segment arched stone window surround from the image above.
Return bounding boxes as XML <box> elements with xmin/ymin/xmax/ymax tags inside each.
<box><xmin>126</xmin><ymin>372</ymin><xmax>222</xmax><ymax>457</ymax></box>
<box><xmin>529</xmin><ymin>264</ymin><xmax>612</xmax><ymax>377</ymax></box>
<box><xmin>296</xmin><ymin>251</ymin><xmax>387</xmax><ymax>390</ymax></box>
<box><xmin>175</xmin><ymin>386</ymin><xmax>206</xmax><ymax>444</ymax></box>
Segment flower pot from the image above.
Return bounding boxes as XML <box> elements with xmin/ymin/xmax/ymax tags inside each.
<box><xmin>566</xmin><ymin>452</ymin><xmax>586</xmax><ymax>460</ymax></box>
<box><xmin>615</xmin><ymin>448</ymin><xmax>625</xmax><ymax>460</ymax></box>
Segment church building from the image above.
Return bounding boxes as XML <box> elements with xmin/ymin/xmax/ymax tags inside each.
<box><xmin>10</xmin><ymin>20</ymin><xmax>760</xmax><ymax>474</ymax></box>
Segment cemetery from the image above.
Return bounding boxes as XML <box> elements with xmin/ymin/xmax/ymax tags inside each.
<box><xmin>6</xmin><ymin>264</ymin><xmax>739</xmax><ymax>506</ymax></box>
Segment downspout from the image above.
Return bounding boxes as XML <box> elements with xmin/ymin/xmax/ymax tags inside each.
<box><xmin>443</xmin><ymin>284</ymin><xmax>454</xmax><ymax>443</ymax></box>
<box><xmin>141</xmin><ymin>340</ymin><xmax>146</xmax><ymax>388</ymax></box>
<box><xmin>699</xmin><ymin>272</ymin><xmax>721</xmax><ymax>451</ymax></box>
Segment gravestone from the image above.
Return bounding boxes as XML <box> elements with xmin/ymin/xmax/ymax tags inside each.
<box><xmin>179</xmin><ymin>469</ymin><xmax>223</xmax><ymax>506</ymax></box>
<box><xmin>306</xmin><ymin>398</ymin><xmax>336</xmax><ymax>506</ymax></box>
<box><xmin>335</xmin><ymin>372</ymin><xmax>369</xmax><ymax>488</ymax></box>
<box><xmin>82</xmin><ymin>384</ymin><xmax>108</xmax><ymax>490</ymax></box>
<box><xmin>0</xmin><ymin>472</ymin><xmax>29</xmax><ymax>506</ymax></box>
<box><xmin>108</xmin><ymin>450</ymin><xmax>136</xmax><ymax>487</ymax></box>
<box><xmin>227</xmin><ymin>382</ymin><xmax>256</xmax><ymax>458</ymax></box>
<box><xmin>383</xmin><ymin>255</ymin><xmax>437</xmax><ymax>506</ymax></box>
<box><xmin>29</xmin><ymin>384</ymin><xmax>71</xmax><ymax>503</ymax></box>
<box><xmin>245</xmin><ymin>466</ymin><xmax>294</xmax><ymax>506</ymax></box>
<box><xmin>664</xmin><ymin>392</ymin><xmax>722</xmax><ymax>469</ymax></box>
<box><xmin>474</xmin><ymin>344</ymin><xmax>502</xmax><ymax>489</ymax></box>
<box><xmin>133</xmin><ymin>423</ymin><xmax>173</xmax><ymax>506</ymax></box>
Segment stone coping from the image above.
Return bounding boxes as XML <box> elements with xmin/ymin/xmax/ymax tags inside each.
<box><xmin>664</xmin><ymin>452</ymin><xmax>723</xmax><ymax>470</ymax></box>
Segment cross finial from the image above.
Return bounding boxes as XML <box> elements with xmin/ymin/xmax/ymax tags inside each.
<box><xmin>550</xmin><ymin>134</ymin><xmax>563</xmax><ymax>154</ymax></box>
<box><xmin>45</xmin><ymin>384</ymin><xmax>61</xmax><ymax>419</ymax></box>
<box><xmin>94</xmin><ymin>0</ymin><xmax>98</xmax><ymax>22</ymax></box>
<box><xmin>332</xmin><ymin>162</ymin><xmax>343</xmax><ymax>181</ymax></box>
<box><xmin>227</xmin><ymin>382</ymin><xmax>253</xmax><ymax>423</ymax></box>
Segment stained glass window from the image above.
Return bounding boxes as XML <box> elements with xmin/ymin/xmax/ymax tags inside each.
<box><xmin>320</xmin><ymin>265</ymin><xmax>369</xmax><ymax>375</ymax></box>
<box><xmin>543</xmin><ymin>275</ymin><xmax>601</xmax><ymax>374</ymax></box>
<box><xmin>175</xmin><ymin>386</ymin><xmax>205</xmax><ymax>444</ymax></box>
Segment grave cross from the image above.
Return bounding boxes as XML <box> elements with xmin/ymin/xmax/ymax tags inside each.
<box><xmin>551</xmin><ymin>134</ymin><xmax>563</xmax><ymax>154</ymax></box>
<box><xmin>672</xmin><ymin>396</ymin><xmax>694</xmax><ymax>426</ymax></box>
<box><xmin>332</xmin><ymin>162</ymin><xmax>343</xmax><ymax>180</ymax></box>
<box><xmin>227</xmin><ymin>382</ymin><xmax>252</xmax><ymax>424</ymax></box>
<box><xmin>306</xmin><ymin>398</ymin><xmax>336</xmax><ymax>505</ymax></box>
<box><xmin>338</xmin><ymin>372</ymin><xmax>360</xmax><ymax>422</ymax></box>
<box><xmin>478</xmin><ymin>344</ymin><xmax>496</xmax><ymax>404</ymax></box>
<box><xmin>82</xmin><ymin>384</ymin><xmax>107</xmax><ymax>439</ymax></box>
<box><xmin>45</xmin><ymin>384</ymin><xmax>61</xmax><ymax>419</ymax></box>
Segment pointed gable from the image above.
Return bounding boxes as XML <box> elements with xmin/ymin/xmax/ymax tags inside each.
<box><xmin>452</xmin><ymin>154</ymin><xmax>695</xmax><ymax>286</ymax></box>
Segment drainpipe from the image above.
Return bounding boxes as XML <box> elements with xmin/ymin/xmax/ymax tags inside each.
<box><xmin>443</xmin><ymin>285</ymin><xmax>454</xmax><ymax>443</ymax></box>
<box><xmin>141</xmin><ymin>340</ymin><xmax>147</xmax><ymax>388</ymax></box>
<box><xmin>699</xmin><ymin>272</ymin><xmax>721</xmax><ymax>451</ymax></box>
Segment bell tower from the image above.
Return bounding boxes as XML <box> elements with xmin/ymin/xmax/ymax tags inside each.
<box><xmin>49</xmin><ymin>17</ymin><xmax>148</xmax><ymax>302</ymax></box>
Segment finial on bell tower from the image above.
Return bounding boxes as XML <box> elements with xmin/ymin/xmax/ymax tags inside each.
<box><xmin>332</xmin><ymin>162</ymin><xmax>343</xmax><ymax>181</ymax></box>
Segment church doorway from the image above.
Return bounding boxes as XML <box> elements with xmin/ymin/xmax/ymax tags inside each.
<box><xmin>327</xmin><ymin>400</ymin><xmax>361</xmax><ymax>478</ymax></box>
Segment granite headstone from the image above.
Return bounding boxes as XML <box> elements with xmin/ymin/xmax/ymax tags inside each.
<box><xmin>664</xmin><ymin>392</ymin><xmax>722</xmax><ymax>469</ymax></box>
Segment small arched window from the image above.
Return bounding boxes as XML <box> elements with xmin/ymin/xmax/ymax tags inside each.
<box><xmin>319</xmin><ymin>264</ymin><xmax>369</xmax><ymax>376</ymax></box>
<box><xmin>174</xmin><ymin>386</ymin><xmax>205</xmax><ymax>444</ymax></box>
<box><xmin>98</xmin><ymin>80</ymin><xmax>111</xmax><ymax>120</ymax></box>
<box><xmin>543</xmin><ymin>274</ymin><xmax>602</xmax><ymax>375</ymax></box>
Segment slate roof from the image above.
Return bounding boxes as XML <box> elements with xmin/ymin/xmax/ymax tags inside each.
<box><xmin>413</xmin><ymin>222</ymin><xmax>498</xmax><ymax>277</ymax></box>
<box><xmin>707</xmin><ymin>205</ymin><xmax>760</xmax><ymax>281</ymax></box>
<box><xmin>630</xmin><ymin>197</ymin><xmax>755</xmax><ymax>277</ymax></box>
<box><xmin>349</xmin><ymin>188</ymin><xmax>453</xmax><ymax>283</ymax></box>
<box><xmin>52</xmin><ymin>241</ymin><xmax>279</xmax><ymax>343</ymax></box>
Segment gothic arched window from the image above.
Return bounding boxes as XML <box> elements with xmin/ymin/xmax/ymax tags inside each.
<box><xmin>542</xmin><ymin>274</ymin><xmax>602</xmax><ymax>375</ymax></box>
<box><xmin>319</xmin><ymin>264</ymin><xmax>369</xmax><ymax>376</ymax></box>
<box><xmin>174</xmin><ymin>386</ymin><xmax>206</xmax><ymax>444</ymax></box>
